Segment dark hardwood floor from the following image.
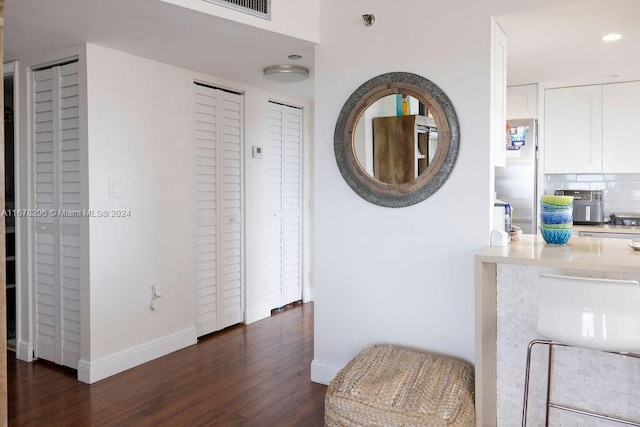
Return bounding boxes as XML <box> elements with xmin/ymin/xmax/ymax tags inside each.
<box><xmin>7</xmin><ymin>302</ymin><xmax>326</xmax><ymax>426</ymax></box>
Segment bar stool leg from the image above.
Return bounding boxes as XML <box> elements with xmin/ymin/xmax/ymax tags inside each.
<box><xmin>522</xmin><ymin>339</ymin><xmax>552</xmax><ymax>427</ymax></box>
<box><xmin>522</xmin><ymin>340</ymin><xmax>535</xmax><ymax>427</ymax></box>
<box><xmin>524</xmin><ymin>341</ymin><xmax>640</xmax><ymax>426</ymax></box>
<box><xmin>545</xmin><ymin>344</ymin><xmax>553</xmax><ymax>427</ymax></box>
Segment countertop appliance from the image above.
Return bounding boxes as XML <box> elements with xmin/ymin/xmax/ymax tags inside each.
<box><xmin>554</xmin><ymin>189</ymin><xmax>604</xmax><ymax>225</ymax></box>
<box><xmin>495</xmin><ymin>118</ymin><xmax>538</xmax><ymax>234</ymax></box>
<box><xmin>610</xmin><ymin>213</ymin><xmax>640</xmax><ymax>226</ymax></box>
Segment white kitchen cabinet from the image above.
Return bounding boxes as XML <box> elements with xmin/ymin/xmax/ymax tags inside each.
<box><xmin>544</xmin><ymin>85</ymin><xmax>603</xmax><ymax>174</ymax></box>
<box><xmin>491</xmin><ymin>19</ymin><xmax>507</xmax><ymax>168</ymax></box>
<box><xmin>603</xmin><ymin>81</ymin><xmax>640</xmax><ymax>173</ymax></box>
<box><xmin>507</xmin><ymin>84</ymin><xmax>538</xmax><ymax>119</ymax></box>
<box><xmin>544</xmin><ymin>81</ymin><xmax>640</xmax><ymax>174</ymax></box>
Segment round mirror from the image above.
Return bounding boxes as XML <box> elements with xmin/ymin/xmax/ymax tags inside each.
<box><xmin>334</xmin><ymin>72</ymin><xmax>460</xmax><ymax>207</ymax></box>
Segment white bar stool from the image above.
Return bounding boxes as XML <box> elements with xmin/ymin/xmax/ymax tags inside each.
<box><xmin>522</xmin><ymin>273</ymin><xmax>640</xmax><ymax>426</ymax></box>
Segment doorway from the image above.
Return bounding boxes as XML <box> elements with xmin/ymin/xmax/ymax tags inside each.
<box><xmin>4</xmin><ymin>66</ymin><xmax>16</xmax><ymax>351</ymax></box>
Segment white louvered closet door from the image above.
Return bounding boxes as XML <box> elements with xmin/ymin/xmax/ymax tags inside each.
<box><xmin>33</xmin><ymin>61</ymin><xmax>82</xmax><ymax>369</ymax></box>
<box><xmin>194</xmin><ymin>84</ymin><xmax>244</xmax><ymax>337</ymax></box>
<box><xmin>267</xmin><ymin>102</ymin><xmax>302</xmax><ymax>309</ymax></box>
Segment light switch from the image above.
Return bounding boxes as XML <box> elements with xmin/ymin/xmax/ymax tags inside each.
<box><xmin>252</xmin><ymin>146</ymin><xmax>263</xmax><ymax>159</ymax></box>
<box><xmin>108</xmin><ymin>178</ymin><xmax>121</xmax><ymax>198</ymax></box>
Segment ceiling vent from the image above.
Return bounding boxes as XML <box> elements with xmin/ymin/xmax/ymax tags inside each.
<box><xmin>203</xmin><ymin>0</ymin><xmax>271</xmax><ymax>20</ymax></box>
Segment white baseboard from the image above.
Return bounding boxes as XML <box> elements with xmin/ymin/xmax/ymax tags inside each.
<box><xmin>244</xmin><ymin>303</ymin><xmax>271</xmax><ymax>324</ymax></box>
<box><xmin>17</xmin><ymin>340</ymin><xmax>34</xmax><ymax>362</ymax></box>
<box><xmin>310</xmin><ymin>358</ymin><xmax>343</xmax><ymax>385</ymax></box>
<box><xmin>77</xmin><ymin>327</ymin><xmax>197</xmax><ymax>384</ymax></box>
<box><xmin>302</xmin><ymin>287</ymin><xmax>313</xmax><ymax>303</ymax></box>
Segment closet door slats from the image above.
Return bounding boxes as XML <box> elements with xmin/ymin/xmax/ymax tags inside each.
<box><xmin>282</xmin><ymin>108</ymin><xmax>302</xmax><ymax>305</ymax></box>
<box><xmin>59</xmin><ymin>61</ymin><xmax>82</xmax><ymax>366</ymax></box>
<box><xmin>267</xmin><ymin>102</ymin><xmax>302</xmax><ymax>309</ymax></box>
<box><xmin>33</xmin><ymin>60</ymin><xmax>81</xmax><ymax>369</ymax></box>
<box><xmin>33</xmin><ymin>66</ymin><xmax>58</xmax><ymax>364</ymax></box>
<box><xmin>267</xmin><ymin>105</ymin><xmax>284</xmax><ymax>309</ymax></box>
<box><xmin>194</xmin><ymin>85</ymin><xmax>243</xmax><ymax>336</ymax></box>
<box><xmin>219</xmin><ymin>92</ymin><xmax>243</xmax><ymax>328</ymax></box>
<box><xmin>194</xmin><ymin>86</ymin><xmax>220</xmax><ymax>335</ymax></box>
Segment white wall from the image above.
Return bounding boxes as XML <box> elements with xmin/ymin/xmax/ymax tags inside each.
<box><xmin>84</xmin><ymin>44</ymin><xmax>198</xmax><ymax>370</ymax></box>
<box><xmin>82</xmin><ymin>44</ymin><xmax>312</xmax><ymax>381</ymax></box>
<box><xmin>311</xmin><ymin>0</ymin><xmax>573</xmax><ymax>384</ymax></box>
<box><xmin>161</xmin><ymin>0</ymin><xmax>319</xmax><ymax>43</ymax></box>
<box><xmin>11</xmin><ymin>42</ymin><xmax>312</xmax><ymax>382</ymax></box>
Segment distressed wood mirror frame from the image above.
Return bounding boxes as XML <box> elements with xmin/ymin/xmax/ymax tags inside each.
<box><xmin>334</xmin><ymin>72</ymin><xmax>460</xmax><ymax>207</ymax></box>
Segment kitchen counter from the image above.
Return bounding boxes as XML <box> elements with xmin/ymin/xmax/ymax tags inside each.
<box><xmin>477</xmin><ymin>233</ymin><xmax>640</xmax><ymax>273</ymax></box>
<box><xmin>573</xmin><ymin>224</ymin><xmax>640</xmax><ymax>235</ymax></box>
<box><xmin>474</xmin><ymin>234</ymin><xmax>640</xmax><ymax>426</ymax></box>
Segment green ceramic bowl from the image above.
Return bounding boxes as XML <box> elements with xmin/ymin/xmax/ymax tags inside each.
<box><xmin>540</xmin><ymin>222</ymin><xmax>573</xmax><ymax>229</ymax></box>
<box><xmin>541</xmin><ymin>194</ymin><xmax>574</xmax><ymax>206</ymax></box>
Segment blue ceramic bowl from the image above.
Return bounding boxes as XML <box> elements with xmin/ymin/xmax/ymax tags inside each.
<box><xmin>540</xmin><ymin>210</ymin><xmax>573</xmax><ymax>224</ymax></box>
<box><xmin>540</xmin><ymin>202</ymin><xmax>574</xmax><ymax>212</ymax></box>
<box><xmin>541</xmin><ymin>227</ymin><xmax>572</xmax><ymax>244</ymax></box>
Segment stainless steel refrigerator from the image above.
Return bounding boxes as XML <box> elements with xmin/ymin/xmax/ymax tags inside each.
<box><xmin>495</xmin><ymin>118</ymin><xmax>538</xmax><ymax>234</ymax></box>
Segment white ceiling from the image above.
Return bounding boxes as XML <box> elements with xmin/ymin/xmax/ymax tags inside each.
<box><xmin>497</xmin><ymin>0</ymin><xmax>640</xmax><ymax>87</ymax></box>
<box><xmin>4</xmin><ymin>0</ymin><xmax>639</xmax><ymax>100</ymax></box>
<box><xmin>4</xmin><ymin>0</ymin><xmax>316</xmax><ymax>100</ymax></box>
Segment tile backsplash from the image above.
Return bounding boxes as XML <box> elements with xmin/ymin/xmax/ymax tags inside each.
<box><xmin>545</xmin><ymin>173</ymin><xmax>640</xmax><ymax>217</ymax></box>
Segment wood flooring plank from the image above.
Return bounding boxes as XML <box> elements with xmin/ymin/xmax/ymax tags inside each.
<box><xmin>133</xmin><ymin>362</ymin><xmax>280</xmax><ymax>426</ymax></box>
<box><xmin>7</xmin><ymin>302</ymin><xmax>326</xmax><ymax>426</ymax></box>
<box><xmin>234</xmin><ymin>362</ymin><xmax>316</xmax><ymax>421</ymax></box>
<box><xmin>189</xmin><ymin>387</ymin><xmax>268</xmax><ymax>426</ymax></box>
<box><xmin>275</xmin><ymin>383</ymin><xmax>327</xmax><ymax>427</ymax></box>
<box><xmin>240</xmin><ymin>379</ymin><xmax>325</xmax><ymax>427</ymax></box>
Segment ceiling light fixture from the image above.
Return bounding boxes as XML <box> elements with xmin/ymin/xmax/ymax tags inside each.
<box><xmin>263</xmin><ymin>65</ymin><xmax>310</xmax><ymax>83</ymax></box>
<box><xmin>601</xmin><ymin>33</ymin><xmax>623</xmax><ymax>42</ymax></box>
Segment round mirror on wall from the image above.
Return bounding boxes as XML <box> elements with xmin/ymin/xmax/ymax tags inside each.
<box><xmin>334</xmin><ymin>72</ymin><xmax>460</xmax><ymax>208</ymax></box>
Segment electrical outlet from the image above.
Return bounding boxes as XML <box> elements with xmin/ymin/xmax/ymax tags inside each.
<box><xmin>108</xmin><ymin>178</ymin><xmax>121</xmax><ymax>198</ymax></box>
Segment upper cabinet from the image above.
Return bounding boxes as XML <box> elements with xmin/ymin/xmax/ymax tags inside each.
<box><xmin>491</xmin><ymin>19</ymin><xmax>507</xmax><ymax>167</ymax></box>
<box><xmin>544</xmin><ymin>85</ymin><xmax>603</xmax><ymax>174</ymax></box>
<box><xmin>602</xmin><ymin>81</ymin><xmax>640</xmax><ymax>173</ymax></box>
<box><xmin>544</xmin><ymin>81</ymin><xmax>640</xmax><ymax>174</ymax></box>
<box><xmin>507</xmin><ymin>84</ymin><xmax>538</xmax><ymax>119</ymax></box>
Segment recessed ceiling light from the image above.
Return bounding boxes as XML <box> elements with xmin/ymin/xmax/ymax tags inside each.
<box><xmin>288</xmin><ymin>54</ymin><xmax>302</xmax><ymax>60</ymax></box>
<box><xmin>263</xmin><ymin>65</ymin><xmax>310</xmax><ymax>83</ymax></box>
<box><xmin>601</xmin><ymin>33</ymin><xmax>623</xmax><ymax>42</ymax></box>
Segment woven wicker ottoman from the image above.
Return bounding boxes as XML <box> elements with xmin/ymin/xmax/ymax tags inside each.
<box><xmin>325</xmin><ymin>345</ymin><xmax>475</xmax><ymax>426</ymax></box>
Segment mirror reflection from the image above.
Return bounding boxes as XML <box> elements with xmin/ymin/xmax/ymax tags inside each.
<box><xmin>334</xmin><ymin>72</ymin><xmax>459</xmax><ymax>208</ymax></box>
<box><xmin>353</xmin><ymin>94</ymin><xmax>438</xmax><ymax>185</ymax></box>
